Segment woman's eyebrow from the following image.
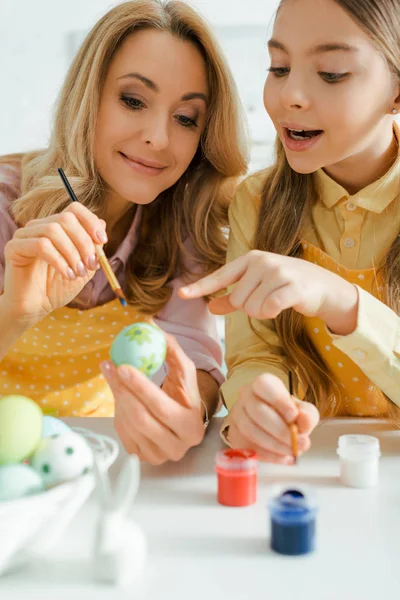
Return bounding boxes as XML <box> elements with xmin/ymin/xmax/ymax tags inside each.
<box><xmin>117</xmin><ymin>72</ymin><xmax>208</xmax><ymax>104</ymax></box>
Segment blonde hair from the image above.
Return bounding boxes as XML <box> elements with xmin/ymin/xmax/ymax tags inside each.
<box><xmin>5</xmin><ymin>0</ymin><xmax>248</xmax><ymax>315</ymax></box>
<box><xmin>254</xmin><ymin>0</ymin><xmax>400</xmax><ymax>419</ymax></box>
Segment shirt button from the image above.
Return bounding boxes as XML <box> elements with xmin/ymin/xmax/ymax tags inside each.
<box><xmin>343</xmin><ymin>237</ymin><xmax>355</xmax><ymax>248</ymax></box>
<box><xmin>346</xmin><ymin>201</ymin><xmax>357</xmax><ymax>211</ymax></box>
<box><xmin>352</xmin><ymin>349</ymin><xmax>367</xmax><ymax>360</ymax></box>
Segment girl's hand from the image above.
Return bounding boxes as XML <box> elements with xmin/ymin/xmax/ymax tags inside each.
<box><xmin>179</xmin><ymin>250</ymin><xmax>359</xmax><ymax>336</ymax></box>
<box><xmin>2</xmin><ymin>203</ymin><xmax>107</xmax><ymax>328</ymax></box>
<box><xmin>226</xmin><ymin>373</ymin><xmax>319</xmax><ymax>463</ymax></box>
<box><xmin>100</xmin><ymin>335</ymin><xmax>205</xmax><ymax>465</ymax></box>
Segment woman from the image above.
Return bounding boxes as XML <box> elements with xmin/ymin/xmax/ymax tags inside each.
<box><xmin>0</xmin><ymin>0</ymin><xmax>248</xmax><ymax>464</ymax></box>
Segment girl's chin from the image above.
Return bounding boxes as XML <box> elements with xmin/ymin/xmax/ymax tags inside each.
<box><xmin>285</xmin><ymin>157</ymin><xmax>322</xmax><ymax>175</ymax></box>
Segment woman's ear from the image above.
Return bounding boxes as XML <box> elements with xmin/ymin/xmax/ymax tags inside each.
<box><xmin>391</xmin><ymin>83</ymin><xmax>400</xmax><ymax>114</ymax></box>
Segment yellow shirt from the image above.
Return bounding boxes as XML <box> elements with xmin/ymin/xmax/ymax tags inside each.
<box><xmin>221</xmin><ymin>140</ymin><xmax>400</xmax><ymax>418</ymax></box>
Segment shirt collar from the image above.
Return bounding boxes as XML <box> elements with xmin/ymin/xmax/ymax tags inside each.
<box><xmin>315</xmin><ymin>121</ymin><xmax>400</xmax><ymax>213</ymax></box>
<box><xmin>109</xmin><ymin>204</ymin><xmax>142</xmax><ymax>267</ymax></box>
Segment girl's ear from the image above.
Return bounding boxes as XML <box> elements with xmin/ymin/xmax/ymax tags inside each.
<box><xmin>114</xmin><ymin>454</ymin><xmax>141</xmax><ymax>515</ymax></box>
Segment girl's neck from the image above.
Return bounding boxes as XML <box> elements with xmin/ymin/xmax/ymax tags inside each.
<box><xmin>323</xmin><ymin>120</ymin><xmax>398</xmax><ymax>196</ymax></box>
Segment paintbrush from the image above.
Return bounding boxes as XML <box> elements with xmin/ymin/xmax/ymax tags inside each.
<box><xmin>289</xmin><ymin>370</ymin><xmax>298</xmax><ymax>465</ymax></box>
<box><xmin>58</xmin><ymin>168</ymin><xmax>127</xmax><ymax>307</ymax></box>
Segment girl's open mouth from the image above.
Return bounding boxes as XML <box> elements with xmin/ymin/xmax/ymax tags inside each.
<box><xmin>283</xmin><ymin>127</ymin><xmax>324</xmax><ymax>152</ymax></box>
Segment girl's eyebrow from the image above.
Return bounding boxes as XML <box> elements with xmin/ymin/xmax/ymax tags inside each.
<box><xmin>268</xmin><ymin>39</ymin><xmax>359</xmax><ymax>55</ymax></box>
<box><xmin>117</xmin><ymin>71</ymin><xmax>208</xmax><ymax>105</ymax></box>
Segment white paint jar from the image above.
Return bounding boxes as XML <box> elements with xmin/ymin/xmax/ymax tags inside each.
<box><xmin>336</xmin><ymin>435</ymin><xmax>381</xmax><ymax>488</ymax></box>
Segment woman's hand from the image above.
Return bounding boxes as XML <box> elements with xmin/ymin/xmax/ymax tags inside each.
<box><xmin>226</xmin><ymin>374</ymin><xmax>320</xmax><ymax>463</ymax></box>
<box><xmin>100</xmin><ymin>335</ymin><xmax>205</xmax><ymax>465</ymax></box>
<box><xmin>179</xmin><ymin>250</ymin><xmax>359</xmax><ymax>336</ymax></box>
<box><xmin>2</xmin><ymin>203</ymin><xmax>107</xmax><ymax>328</ymax></box>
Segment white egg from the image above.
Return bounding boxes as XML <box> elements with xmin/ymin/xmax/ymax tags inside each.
<box><xmin>30</xmin><ymin>430</ymin><xmax>94</xmax><ymax>488</ymax></box>
<box><xmin>42</xmin><ymin>416</ymin><xmax>70</xmax><ymax>438</ymax></box>
<box><xmin>0</xmin><ymin>464</ymin><xmax>44</xmax><ymax>502</ymax></box>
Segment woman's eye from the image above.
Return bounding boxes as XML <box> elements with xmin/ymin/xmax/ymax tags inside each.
<box><xmin>176</xmin><ymin>115</ymin><xmax>198</xmax><ymax>129</ymax></box>
<box><xmin>120</xmin><ymin>95</ymin><xmax>144</xmax><ymax>110</ymax></box>
<box><xmin>268</xmin><ymin>67</ymin><xmax>290</xmax><ymax>77</ymax></box>
<box><xmin>319</xmin><ymin>72</ymin><xmax>349</xmax><ymax>83</ymax></box>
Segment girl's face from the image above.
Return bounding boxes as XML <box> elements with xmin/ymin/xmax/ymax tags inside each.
<box><xmin>264</xmin><ymin>0</ymin><xmax>399</xmax><ymax>176</ymax></box>
<box><xmin>94</xmin><ymin>29</ymin><xmax>208</xmax><ymax>209</ymax></box>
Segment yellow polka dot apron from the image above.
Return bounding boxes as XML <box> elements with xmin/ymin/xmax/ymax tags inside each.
<box><xmin>301</xmin><ymin>242</ymin><xmax>391</xmax><ymax>417</ymax></box>
<box><xmin>0</xmin><ymin>299</ymin><xmax>145</xmax><ymax>417</ymax></box>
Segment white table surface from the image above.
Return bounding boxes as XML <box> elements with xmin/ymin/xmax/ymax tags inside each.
<box><xmin>2</xmin><ymin>416</ymin><xmax>400</xmax><ymax>600</ymax></box>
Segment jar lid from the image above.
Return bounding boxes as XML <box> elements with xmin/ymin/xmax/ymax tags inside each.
<box><xmin>215</xmin><ymin>449</ymin><xmax>258</xmax><ymax>472</ymax></box>
<box><xmin>268</xmin><ymin>486</ymin><xmax>317</xmax><ymax>523</ymax></box>
<box><xmin>337</xmin><ymin>434</ymin><xmax>381</xmax><ymax>460</ymax></box>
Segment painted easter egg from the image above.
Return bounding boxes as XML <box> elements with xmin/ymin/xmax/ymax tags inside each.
<box><xmin>0</xmin><ymin>464</ymin><xmax>44</xmax><ymax>502</ymax></box>
<box><xmin>42</xmin><ymin>416</ymin><xmax>70</xmax><ymax>438</ymax></box>
<box><xmin>110</xmin><ymin>322</ymin><xmax>167</xmax><ymax>378</ymax></box>
<box><xmin>0</xmin><ymin>395</ymin><xmax>43</xmax><ymax>465</ymax></box>
<box><xmin>30</xmin><ymin>430</ymin><xmax>94</xmax><ymax>488</ymax></box>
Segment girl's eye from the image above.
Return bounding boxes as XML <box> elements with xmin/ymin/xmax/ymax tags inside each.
<box><xmin>268</xmin><ymin>67</ymin><xmax>290</xmax><ymax>77</ymax></box>
<box><xmin>120</xmin><ymin>95</ymin><xmax>144</xmax><ymax>109</ymax></box>
<box><xmin>176</xmin><ymin>115</ymin><xmax>198</xmax><ymax>129</ymax></box>
<box><xmin>319</xmin><ymin>72</ymin><xmax>350</xmax><ymax>83</ymax></box>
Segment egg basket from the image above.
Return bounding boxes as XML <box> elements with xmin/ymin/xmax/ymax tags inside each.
<box><xmin>0</xmin><ymin>427</ymin><xmax>119</xmax><ymax>577</ymax></box>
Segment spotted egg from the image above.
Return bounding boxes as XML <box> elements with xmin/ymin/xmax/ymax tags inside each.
<box><xmin>30</xmin><ymin>430</ymin><xmax>94</xmax><ymax>488</ymax></box>
<box><xmin>110</xmin><ymin>322</ymin><xmax>167</xmax><ymax>378</ymax></box>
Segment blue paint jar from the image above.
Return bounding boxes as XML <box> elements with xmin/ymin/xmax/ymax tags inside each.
<box><xmin>268</xmin><ymin>487</ymin><xmax>317</xmax><ymax>555</ymax></box>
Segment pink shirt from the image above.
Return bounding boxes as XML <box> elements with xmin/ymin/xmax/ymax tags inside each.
<box><xmin>0</xmin><ymin>163</ymin><xmax>224</xmax><ymax>386</ymax></box>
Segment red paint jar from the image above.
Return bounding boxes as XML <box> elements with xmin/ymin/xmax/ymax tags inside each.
<box><xmin>215</xmin><ymin>449</ymin><xmax>258</xmax><ymax>507</ymax></box>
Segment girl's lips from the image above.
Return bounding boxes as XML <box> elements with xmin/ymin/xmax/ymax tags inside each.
<box><xmin>120</xmin><ymin>152</ymin><xmax>167</xmax><ymax>176</ymax></box>
<box><xmin>282</xmin><ymin>127</ymin><xmax>324</xmax><ymax>152</ymax></box>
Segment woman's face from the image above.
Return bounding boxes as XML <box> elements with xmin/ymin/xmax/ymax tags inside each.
<box><xmin>94</xmin><ymin>29</ymin><xmax>208</xmax><ymax>209</ymax></box>
<box><xmin>263</xmin><ymin>0</ymin><xmax>399</xmax><ymax>176</ymax></box>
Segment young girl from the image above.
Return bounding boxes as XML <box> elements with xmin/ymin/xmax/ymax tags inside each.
<box><xmin>0</xmin><ymin>0</ymin><xmax>248</xmax><ymax>465</ymax></box>
<box><xmin>180</xmin><ymin>0</ymin><xmax>400</xmax><ymax>464</ymax></box>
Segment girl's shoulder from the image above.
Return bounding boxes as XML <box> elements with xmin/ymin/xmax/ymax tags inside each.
<box><xmin>230</xmin><ymin>168</ymin><xmax>270</xmax><ymax>220</ymax></box>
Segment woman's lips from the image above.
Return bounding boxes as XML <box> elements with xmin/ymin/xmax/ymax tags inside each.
<box><xmin>120</xmin><ymin>152</ymin><xmax>167</xmax><ymax>176</ymax></box>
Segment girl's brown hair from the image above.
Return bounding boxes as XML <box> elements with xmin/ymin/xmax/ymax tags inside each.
<box><xmin>253</xmin><ymin>0</ymin><xmax>400</xmax><ymax>418</ymax></box>
<box><xmin>3</xmin><ymin>0</ymin><xmax>248</xmax><ymax>315</ymax></box>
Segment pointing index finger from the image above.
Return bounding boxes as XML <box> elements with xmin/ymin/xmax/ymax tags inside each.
<box><xmin>178</xmin><ymin>255</ymin><xmax>248</xmax><ymax>299</ymax></box>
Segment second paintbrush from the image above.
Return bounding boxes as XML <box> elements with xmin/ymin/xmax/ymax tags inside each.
<box><xmin>57</xmin><ymin>168</ymin><xmax>127</xmax><ymax>307</ymax></box>
<box><xmin>289</xmin><ymin>371</ymin><xmax>299</xmax><ymax>465</ymax></box>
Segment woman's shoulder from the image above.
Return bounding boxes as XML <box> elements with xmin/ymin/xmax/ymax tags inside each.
<box><xmin>0</xmin><ymin>158</ymin><xmax>22</xmax><ymax>207</ymax></box>
<box><xmin>0</xmin><ymin>158</ymin><xmax>22</xmax><ymax>236</ymax></box>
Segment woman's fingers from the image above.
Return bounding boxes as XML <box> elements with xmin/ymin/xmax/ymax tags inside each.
<box><xmin>14</xmin><ymin>222</ymin><xmax>94</xmax><ymax>277</ymax></box>
<box><xmin>5</xmin><ymin>237</ymin><xmax>76</xmax><ymax>280</ymax></box>
<box><xmin>61</xmin><ymin>202</ymin><xmax>108</xmax><ymax>245</ymax></box>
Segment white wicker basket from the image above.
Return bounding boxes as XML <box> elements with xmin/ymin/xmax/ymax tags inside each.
<box><xmin>0</xmin><ymin>427</ymin><xmax>119</xmax><ymax>576</ymax></box>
